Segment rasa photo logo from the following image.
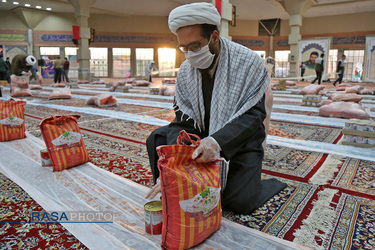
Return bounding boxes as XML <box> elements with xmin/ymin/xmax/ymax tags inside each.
<box><xmin>30</xmin><ymin>211</ymin><xmax>114</xmax><ymax>223</ymax></box>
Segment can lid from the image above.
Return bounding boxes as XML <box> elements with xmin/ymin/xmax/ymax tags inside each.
<box><xmin>144</xmin><ymin>201</ymin><xmax>162</xmax><ymax>211</ymax></box>
<box><xmin>40</xmin><ymin>149</ymin><xmax>48</xmax><ymax>153</ymax></box>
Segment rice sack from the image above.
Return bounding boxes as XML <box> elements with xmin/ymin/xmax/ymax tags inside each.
<box><xmin>157</xmin><ymin>130</ymin><xmax>222</xmax><ymax>249</ymax></box>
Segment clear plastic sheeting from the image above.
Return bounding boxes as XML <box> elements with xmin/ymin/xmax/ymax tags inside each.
<box><xmin>26</xmin><ymin>102</ymin><xmax>170</xmax><ymax>127</ymax></box>
<box><xmin>39</xmin><ymin>92</ymin><xmax>173</xmax><ymax>109</ymax></box>
<box><xmin>268</xmin><ymin>136</ymin><xmax>375</xmax><ymax>162</ymax></box>
<box><xmin>271</xmin><ymin>112</ymin><xmax>346</xmax><ymax>128</ymax></box>
<box><xmin>43</xmin><ymin>86</ymin><xmax>175</xmax><ymax>101</ymax></box>
<box><xmin>0</xmin><ymin>133</ymin><xmax>309</xmax><ymax>250</ymax></box>
<box><xmin>0</xmin><ymin>92</ymin><xmax>355</xmax><ymax>128</ymax></box>
<box><xmin>273</xmin><ymin>104</ymin><xmax>319</xmax><ymax>112</ymax></box>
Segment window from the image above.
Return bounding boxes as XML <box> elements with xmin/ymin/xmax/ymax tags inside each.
<box><xmin>65</xmin><ymin>47</ymin><xmax>78</xmax><ymax>79</ymax></box>
<box><xmin>40</xmin><ymin>47</ymin><xmax>59</xmax><ymax>78</ymax></box>
<box><xmin>113</xmin><ymin>48</ymin><xmax>131</xmax><ymax>78</ymax></box>
<box><xmin>158</xmin><ymin>48</ymin><xmax>176</xmax><ymax>77</ymax></box>
<box><xmin>136</xmin><ymin>48</ymin><xmax>154</xmax><ymax>78</ymax></box>
<box><xmin>343</xmin><ymin>50</ymin><xmax>364</xmax><ymax>82</ymax></box>
<box><xmin>89</xmin><ymin>48</ymin><xmax>108</xmax><ymax>77</ymax></box>
<box><xmin>40</xmin><ymin>47</ymin><xmax>59</xmax><ymax>56</ymax></box>
<box><xmin>275</xmin><ymin>51</ymin><xmax>290</xmax><ymax>78</ymax></box>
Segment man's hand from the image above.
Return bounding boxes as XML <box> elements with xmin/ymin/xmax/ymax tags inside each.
<box><xmin>192</xmin><ymin>137</ymin><xmax>220</xmax><ymax>163</ymax></box>
<box><xmin>145</xmin><ymin>182</ymin><xmax>161</xmax><ymax>199</ymax></box>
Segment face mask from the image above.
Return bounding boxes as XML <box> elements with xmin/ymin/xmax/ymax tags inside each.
<box><xmin>185</xmin><ymin>36</ymin><xmax>215</xmax><ymax>69</ymax></box>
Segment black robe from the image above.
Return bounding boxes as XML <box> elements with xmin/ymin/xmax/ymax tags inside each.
<box><xmin>146</xmin><ymin>68</ymin><xmax>286</xmax><ymax>214</ymax></box>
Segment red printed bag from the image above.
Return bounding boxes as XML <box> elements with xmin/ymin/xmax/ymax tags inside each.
<box><xmin>38</xmin><ymin>115</ymin><xmax>91</xmax><ymax>171</ymax></box>
<box><xmin>157</xmin><ymin>130</ymin><xmax>222</xmax><ymax>249</ymax></box>
<box><xmin>0</xmin><ymin>99</ymin><xmax>26</xmax><ymax>142</ymax></box>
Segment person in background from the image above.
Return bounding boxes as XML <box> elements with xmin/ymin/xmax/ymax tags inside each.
<box><xmin>29</xmin><ymin>64</ymin><xmax>37</xmax><ymax>81</ymax></box>
<box><xmin>5</xmin><ymin>57</ymin><xmax>11</xmax><ymax>83</ymax></box>
<box><xmin>145</xmin><ymin>2</ymin><xmax>286</xmax><ymax>215</ymax></box>
<box><xmin>62</xmin><ymin>57</ymin><xmax>70</xmax><ymax>83</ymax></box>
<box><xmin>333</xmin><ymin>55</ymin><xmax>346</xmax><ymax>87</ymax></box>
<box><xmin>311</xmin><ymin>53</ymin><xmax>324</xmax><ymax>85</ymax></box>
<box><xmin>145</xmin><ymin>61</ymin><xmax>158</xmax><ymax>82</ymax></box>
<box><xmin>0</xmin><ymin>55</ymin><xmax>8</xmax><ymax>80</ymax></box>
<box><xmin>53</xmin><ymin>56</ymin><xmax>64</xmax><ymax>83</ymax></box>
<box><xmin>300</xmin><ymin>61</ymin><xmax>306</xmax><ymax>81</ymax></box>
<box><xmin>0</xmin><ymin>55</ymin><xmax>9</xmax><ymax>97</ymax></box>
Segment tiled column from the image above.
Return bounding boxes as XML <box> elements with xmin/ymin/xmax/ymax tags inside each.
<box><xmin>69</xmin><ymin>0</ymin><xmax>96</xmax><ymax>81</ymax></box>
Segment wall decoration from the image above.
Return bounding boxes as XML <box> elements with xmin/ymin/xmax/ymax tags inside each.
<box><xmin>41</xmin><ymin>55</ymin><xmax>58</xmax><ymax>78</ymax></box>
<box><xmin>298</xmin><ymin>39</ymin><xmax>331</xmax><ymax>80</ymax></box>
<box><xmin>0</xmin><ymin>34</ymin><xmax>27</xmax><ymax>42</ymax></box>
<box><xmin>233</xmin><ymin>39</ymin><xmax>266</xmax><ymax>47</ymax></box>
<box><xmin>4</xmin><ymin>45</ymin><xmax>28</xmax><ymax>61</ymax></box>
<box><xmin>95</xmin><ymin>35</ymin><xmax>174</xmax><ymax>44</ymax></box>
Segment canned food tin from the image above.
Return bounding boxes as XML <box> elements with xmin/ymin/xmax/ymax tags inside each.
<box><xmin>144</xmin><ymin>201</ymin><xmax>162</xmax><ymax>235</ymax></box>
<box><xmin>367</xmin><ymin>122</ymin><xmax>375</xmax><ymax>132</ymax></box>
<box><xmin>343</xmin><ymin>135</ymin><xmax>352</xmax><ymax>142</ymax></box>
<box><xmin>40</xmin><ymin>149</ymin><xmax>52</xmax><ymax>167</ymax></box>
<box><xmin>351</xmin><ymin>136</ymin><xmax>357</xmax><ymax>143</ymax></box>
<box><xmin>356</xmin><ymin>136</ymin><xmax>367</xmax><ymax>144</ymax></box>
<box><xmin>355</xmin><ymin>121</ymin><xmax>368</xmax><ymax>131</ymax></box>
<box><xmin>344</xmin><ymin>121</ymin><xmax>356</xmax><ymax>130</ymax></box>
<box><xmin>367</xmin><ymin>137</ymin><xmax>375</xmax><ymax>145</ymax></box>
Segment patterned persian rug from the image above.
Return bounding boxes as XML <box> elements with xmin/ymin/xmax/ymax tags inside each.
<box><xmin>330</xmin><ymin>157</ymin><xmax>375</xmax><ymax>196</ymax></box>
<box><xmin>320</xmin><ymin>192</ymin><xmax>375</xmax><ymax>250</ymax></box>
<box><xmin>269</xmin><ymin>121</ymin><xmax>342</xmax><ymax>143</ymax></box>
<box><xmin>263</xmin><ymin>145</ymin><xmax>327</xmax><ymax>180</ymax></box>
<box><xmin>223</xmin><ymin>175</ymin><xmax>318</xmax><ymax>242</ymax></box>
<box><xmin>0</xmin><ymin>174</ymin><xmax>88</xmax><ymax>250</ymax></box>
<box><xmin>0</xmin><ymin>97</ymin><xmax>373</xmax><ymax>249</ymax></box>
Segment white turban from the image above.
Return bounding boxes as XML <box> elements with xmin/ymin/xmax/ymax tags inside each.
<box><xmin>168</xmin><ymin>2</ymin><xmax>221</xmax><ymax>35</ymax></box>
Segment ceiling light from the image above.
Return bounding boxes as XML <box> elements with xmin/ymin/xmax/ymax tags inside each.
<box><xmin>25</xmin><ymin>3</ymin><xmax>30</xmax><ymax>7</ymax></box>
<box><xmin>36</xmin><ymin>5</ymin><xmax>41</xmax><ymax>9</ymax></box>
<box><xmin>46</xmin><ymin>7</ymin><xmax>51</xmax><ymax>11</ymax></box>
<box><xmin>13</xmin><ymin>1</ymin><xmax>19</xmax><ymax>4</ymax></box>
<box><xmin>2</xmin><ymin>0</ymin><xmax>7</xmax><ymax>3</ymax></box>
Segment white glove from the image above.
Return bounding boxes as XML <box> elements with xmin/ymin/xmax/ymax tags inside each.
<box><xmin>192</xmin><ymin>136</ymin><xmax>221</xmax><ymax>163</ymax></box>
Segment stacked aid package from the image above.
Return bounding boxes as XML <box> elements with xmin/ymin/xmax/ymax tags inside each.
<box><xmin>11</xmin><ymin>75</ymin><xmax>32</xmax><ymax>97</ymax></box>
<box><xmin>38</xmin><ymin>115</ymin><xmax>91</xmax><ymax>171</ymax></box>
<box><xmin>0</xmin><ymin>99</ymin><xmax>26</xmax><ymax>142</ymax></box>
<box><xmin>157</xmin><ymin>130</ymin><xmax>222</xmax><ymax>249</ymax></box>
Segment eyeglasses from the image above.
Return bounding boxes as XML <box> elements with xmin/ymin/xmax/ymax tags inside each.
<box><xmin>177</xmin><ymin>37</ymin><xmax>208</xmax><ymax>54</ymax></box>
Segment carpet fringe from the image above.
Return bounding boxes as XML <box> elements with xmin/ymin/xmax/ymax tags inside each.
<box><xmin>293</xmin><ymin>188</ymin><xmax>338</xmax><ymax>249</ymax></box>
<box><xmin>309</xmin><ymin>154</ymin><xmax>342</xmax><ymax>185</ymax></box>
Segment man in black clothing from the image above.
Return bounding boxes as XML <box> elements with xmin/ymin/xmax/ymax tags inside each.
<box><xmin>145</xmin><ymin>2</ymin><xmax>286</xmax><ymax>215</ymax></box>
<box><xmin>0</xmin><ymin>55</ymin><xmax>9</xmax><ymax>97</ymax></box>
<box><xmin>5</xmin><ymin>57</ymin><xmax>11</xmax><ymax>83</ymax></box>
<box><xmin>311</xmin><ymin>53</ymin><xmax>324</xmax><ymax>85</ymax></box>
<box><xmin>333</xmin><ymin>55</ymin><xmax>346</xmax><ymax>86</ymax></box>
